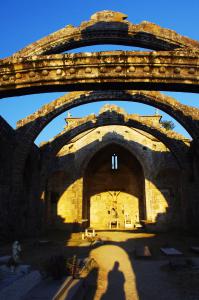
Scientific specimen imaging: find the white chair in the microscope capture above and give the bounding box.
[124,215,133,229]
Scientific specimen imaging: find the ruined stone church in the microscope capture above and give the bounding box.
[1,11,199,238]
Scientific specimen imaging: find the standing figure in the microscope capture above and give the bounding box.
[12,241,22,263]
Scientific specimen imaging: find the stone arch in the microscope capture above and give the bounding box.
[44,133,148,229]
[1,51,199,98]
[82,142,145,229]
[12,11,199,58]
[80,136,149,178]
[40,113,189,171]
[41,128,182,230]
[2,10,199,237]
[12,105,189,193]
[13,90,197,187]
[16,90,199,141]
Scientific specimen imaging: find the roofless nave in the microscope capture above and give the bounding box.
[1,10,199,238]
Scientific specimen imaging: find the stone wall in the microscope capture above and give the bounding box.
[0,117,16,238]
[0,115,195,238]
[21,145,44,236]
[46,125,181,231]
[0,117,43,239]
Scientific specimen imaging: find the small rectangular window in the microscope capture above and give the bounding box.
[115,155,118,169]
[112,154,118,170]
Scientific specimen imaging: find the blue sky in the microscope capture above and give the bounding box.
[1,0,199,144]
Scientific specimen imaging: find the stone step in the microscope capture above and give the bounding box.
[0,270,42,300]
[0,255,11,264]
[0,264,31,290]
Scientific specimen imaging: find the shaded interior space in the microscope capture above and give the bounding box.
[83,143,145,230]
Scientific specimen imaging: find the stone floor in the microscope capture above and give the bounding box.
[1,231,199,299]
[81,232,199,300]
[83,245,183,300]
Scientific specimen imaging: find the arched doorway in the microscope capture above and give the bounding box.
[83,143,145,229]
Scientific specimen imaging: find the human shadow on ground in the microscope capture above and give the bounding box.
[100,261,126,300]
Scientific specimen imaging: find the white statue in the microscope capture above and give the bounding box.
[12,241,21,263]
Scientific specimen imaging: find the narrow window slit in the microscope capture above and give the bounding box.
[112,154,118,170]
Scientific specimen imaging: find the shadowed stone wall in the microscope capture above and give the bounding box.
[45,124,182,232]
[0,117,44,239]
[0,117,16,239]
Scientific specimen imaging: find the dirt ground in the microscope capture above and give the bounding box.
[1,230,199,299]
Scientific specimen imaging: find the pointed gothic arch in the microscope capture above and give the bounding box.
[43,127,182,231]
[12,89,195,193]
[40,112,188,171]
[82,142,145,229]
